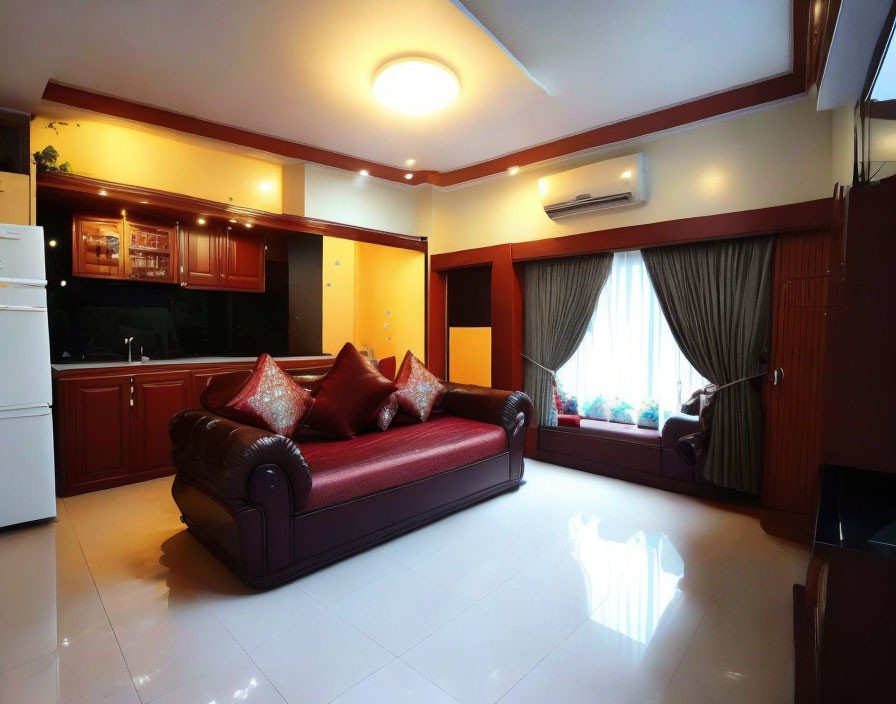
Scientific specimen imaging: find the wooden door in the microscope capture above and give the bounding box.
[222,227,265,291]
[125,220,177,283]
[132,372,191,476]
[761,228,836,516]
[63,376,131,490]
[73,215,124,279]
[181,224,222,289]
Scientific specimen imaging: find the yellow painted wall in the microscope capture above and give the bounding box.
[449,327,492,386]
[353,242,425,362]
[431,98,834,254]
[321,236,357,356]
[30,113,283,212]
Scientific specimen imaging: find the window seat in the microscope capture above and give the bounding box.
[538,414,710,495]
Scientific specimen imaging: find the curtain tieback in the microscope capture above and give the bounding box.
[709,371,767,393]
[520,354,556,376]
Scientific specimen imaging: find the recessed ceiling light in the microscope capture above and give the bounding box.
[98,189,107,196]
[373,57,460,116]
[404,173,414,180]
[139,200,149,204]
[245,223,253,228]
[508,166,520,176]
[48,239,57,248]
[359,169,369,176]
[621,170,632,179]
[405,158,417,167]
[197,217,206,225]
[59,280,67,287]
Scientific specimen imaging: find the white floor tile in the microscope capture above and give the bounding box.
[330,566,475,654]
[295,547,404,607]
[332,659,459,704]
[499,647,657,704]
[249,600,392,704]
[149,652,285,704]
[403,603,554,704]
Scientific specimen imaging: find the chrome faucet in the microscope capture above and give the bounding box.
[124,336,134,363]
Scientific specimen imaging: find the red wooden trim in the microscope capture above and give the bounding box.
[429,75,804,187]
[869,99,896,119]
[428,270,448,379]
[37,172,427,252]
[807,0,842,89]
[431,244,510,271]
[41,2,813,189]
[488,247,523,391]
[42,81,415,185]
[511,198,833,262]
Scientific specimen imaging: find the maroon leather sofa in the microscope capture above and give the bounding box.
[169,383,533,588]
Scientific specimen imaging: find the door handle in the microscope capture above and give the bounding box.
[771,367,785,386]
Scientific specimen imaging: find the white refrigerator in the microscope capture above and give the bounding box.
[0,223,56,528]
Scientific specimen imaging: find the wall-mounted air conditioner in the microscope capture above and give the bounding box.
[538,153,648,219]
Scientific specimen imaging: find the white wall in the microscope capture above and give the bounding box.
[431,98,834,254]
[303,163,430,237]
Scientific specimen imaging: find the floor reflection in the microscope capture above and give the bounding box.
[569,513,684,651]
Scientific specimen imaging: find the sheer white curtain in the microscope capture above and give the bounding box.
[556,250,706,426]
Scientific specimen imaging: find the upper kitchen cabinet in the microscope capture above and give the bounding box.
[72,214,125,279]
[180,223,265,292]
[124,220,177,283]
[222,227,265,291]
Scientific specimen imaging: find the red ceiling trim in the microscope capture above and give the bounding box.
[40,1,813,188]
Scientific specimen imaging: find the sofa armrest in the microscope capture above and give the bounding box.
[169,409,313,511]
[439,383,533,441]
[660,414,701,450]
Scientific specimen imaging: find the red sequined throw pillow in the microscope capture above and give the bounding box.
[218,354,314,437]
[394,351,444,422]
[306,343,396,439]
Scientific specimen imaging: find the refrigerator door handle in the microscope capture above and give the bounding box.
[0,277,48,287]
[0,305,48,312]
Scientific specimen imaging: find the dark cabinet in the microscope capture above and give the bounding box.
[56,370,190,495]
[132,372,191,475]
[65,376,131,485]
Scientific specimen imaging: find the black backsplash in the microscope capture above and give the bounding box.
[40,206,292,363]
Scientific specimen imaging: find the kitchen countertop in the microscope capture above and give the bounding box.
[51,355,334,372]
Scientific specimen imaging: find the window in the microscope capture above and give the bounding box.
[556,250,706,427]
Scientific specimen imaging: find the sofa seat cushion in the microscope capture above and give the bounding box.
[579,419,661,445]
[300,415,508,511]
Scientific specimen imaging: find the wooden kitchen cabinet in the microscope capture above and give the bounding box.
[72,215,125,279]
[53,357,331,495]
[222,227,265,291]
[57,375,132,493]
[125,220,177,283]
[180,224,265,292]
[132,372,191,476]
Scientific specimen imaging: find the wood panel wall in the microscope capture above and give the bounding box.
[761,225,839,515]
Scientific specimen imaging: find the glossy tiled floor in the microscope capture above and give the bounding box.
[0,460,807,704]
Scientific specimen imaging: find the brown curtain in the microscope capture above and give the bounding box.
[523,254,613,426]
[642,236,773,493]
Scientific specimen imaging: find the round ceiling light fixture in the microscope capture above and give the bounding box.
[373,57,460,116]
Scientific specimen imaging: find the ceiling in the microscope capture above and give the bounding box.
[0,0,794,173]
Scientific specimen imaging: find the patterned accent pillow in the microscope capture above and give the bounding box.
[394,351,444,422]
[306,343,396,439]
[372,393,399,431]
[219,354,314,437]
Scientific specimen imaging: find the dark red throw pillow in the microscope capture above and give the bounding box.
[306,343,396,439]
[204,354,313,437]
[377,356,397,381]
[394,351,444,422]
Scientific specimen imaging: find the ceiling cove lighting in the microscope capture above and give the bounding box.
[404,173,414,180]
[373,58,460,116]
[359,169,369,176]
[508,166,520,176]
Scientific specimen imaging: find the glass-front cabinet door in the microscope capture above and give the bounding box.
[124,221,177,283]
[73,215,124,279]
